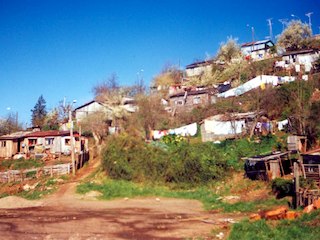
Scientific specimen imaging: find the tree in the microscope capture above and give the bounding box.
[216,37,241,63]
[151,65,182,96]
[31,95,47,128]
[128,94,170,139]
[277,20,312,51]
[0,113,21,135]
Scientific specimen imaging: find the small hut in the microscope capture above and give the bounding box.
[244,151,292,181]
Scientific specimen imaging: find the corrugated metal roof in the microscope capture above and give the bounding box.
[241,40,274,47]
[0,131,32,140]
[25,130,79,138]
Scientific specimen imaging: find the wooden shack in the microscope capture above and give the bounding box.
[244,151,292,181]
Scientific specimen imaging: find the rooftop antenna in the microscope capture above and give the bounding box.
[267,18,273,41]
[305,12,313,35]
[279,19,288,31]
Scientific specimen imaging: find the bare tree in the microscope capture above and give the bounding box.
[216,36,241,63]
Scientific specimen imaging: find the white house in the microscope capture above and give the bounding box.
[201,112,256,142]
[276,49,320,72]
[24,130,88,155]
[241,40,275,60]
[74,100,112,123]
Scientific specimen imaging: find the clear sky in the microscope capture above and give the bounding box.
[1,0,319,126]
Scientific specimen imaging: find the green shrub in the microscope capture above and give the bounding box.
[102,134,229,186]
[271,178,294,199]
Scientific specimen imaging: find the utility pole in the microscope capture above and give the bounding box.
[69,100,77,176]
[267,18,273,41]
[279,19,288,31]
[305,12,313,35]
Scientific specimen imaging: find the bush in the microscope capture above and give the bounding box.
[271,178,294,199]
[102,134,229,186]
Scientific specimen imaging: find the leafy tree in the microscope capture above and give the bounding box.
[277,20,312,51]
[216,36,241,63]
[0,113,22,135]
[128,94,170,139]
[43,108,59,131]
[31,95,47,128]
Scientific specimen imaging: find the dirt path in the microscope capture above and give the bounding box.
[0,159,243,239]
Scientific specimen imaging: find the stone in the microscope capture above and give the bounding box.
[285,211,298,220]
[303,204,314,214]
[265,207,288,220]
[249,213,261,221]
[313,199,320,210]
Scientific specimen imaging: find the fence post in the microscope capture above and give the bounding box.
[294,162,300,208]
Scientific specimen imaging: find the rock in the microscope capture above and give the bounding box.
[222,195,240,204]
[155,198,160,201]
[313,199,320,209]
[23,184,31,191]
[285,211,298,220]
[303,204,314,214]
[216,232,224,239]
[265,207,288,220]
[249,213,261,221]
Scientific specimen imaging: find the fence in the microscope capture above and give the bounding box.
[0,163,72,183]
[294,162,320,208]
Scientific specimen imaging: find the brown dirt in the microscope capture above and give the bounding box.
[0,159,245,240]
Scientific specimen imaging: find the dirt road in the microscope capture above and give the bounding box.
[0,161,243,239]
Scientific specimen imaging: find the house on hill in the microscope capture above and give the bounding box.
[169,87,217,113]
[275,49,320,72]
[241,40,275,61]
[24,130,88,155]
[0,131,31,158]
[185,59,215,77]
[74,100,112,123]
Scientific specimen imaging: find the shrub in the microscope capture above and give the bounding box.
[271,178,294,199]
[102,134,229,186]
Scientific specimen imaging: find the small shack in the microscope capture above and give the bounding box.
[244,151,292,181]
[287,135,307,153]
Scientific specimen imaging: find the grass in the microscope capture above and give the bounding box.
[0,158,44,170]
[229,210,320,240]
[77,175,287,213]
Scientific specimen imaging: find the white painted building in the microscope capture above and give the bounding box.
[241,40,275,60]
[74,100,112,123]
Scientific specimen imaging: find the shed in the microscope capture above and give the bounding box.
[0,131,31,158]
[244,151,292,181]
[287,135,307,153]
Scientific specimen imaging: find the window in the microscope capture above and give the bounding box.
[45,138,54,145]
[65,139,71,146]
[175,100,184,105]
[193,96,201,105]
[0,141,6,148]
[28,139,37,146]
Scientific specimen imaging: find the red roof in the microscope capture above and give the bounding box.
[26,130,79,138]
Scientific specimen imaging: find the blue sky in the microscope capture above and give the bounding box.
[1,0,319,126]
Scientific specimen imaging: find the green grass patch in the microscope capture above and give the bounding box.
[77,177,286,213]
[229,210,320,240]
[0,158,44,170]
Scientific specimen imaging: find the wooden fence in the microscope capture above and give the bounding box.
[294,162,320,208]
[0,163,72,183]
